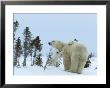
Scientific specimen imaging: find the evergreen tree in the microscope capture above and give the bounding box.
[15,37,22,66]
[35,53,43,67]
[30,41,34,66]
[23,27,32,66]
[44,48,53,70]
[84,52,95,68]
[32,36,43,66]
[13,21,19,33]
[13,21,19,66]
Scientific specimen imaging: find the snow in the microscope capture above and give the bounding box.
[14,57,97,75]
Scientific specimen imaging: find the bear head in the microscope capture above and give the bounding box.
[48,40,64,52]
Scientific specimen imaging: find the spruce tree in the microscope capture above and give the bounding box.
[23,27,32,66]
[84,52,95,68]
[15,37,22,66]
[30,41,34,66]
[35,53,43,67]
[44,49,53,70]
[13,21,19,33]
[32,36,43,66]
[13,21,19,66]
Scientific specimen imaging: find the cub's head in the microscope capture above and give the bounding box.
[48,40,64,51]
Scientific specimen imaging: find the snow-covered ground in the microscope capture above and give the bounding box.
[14,57,97,75]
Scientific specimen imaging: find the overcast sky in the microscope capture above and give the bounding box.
[14,13,97,56]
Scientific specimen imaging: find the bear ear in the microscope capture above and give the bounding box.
[52,41,55,42]
[68,41,74,45]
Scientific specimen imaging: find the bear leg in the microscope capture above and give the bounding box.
[77,58,87,74]
[63,55,71,71]
[70,55,79,73]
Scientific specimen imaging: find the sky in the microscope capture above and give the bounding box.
[14,13,97,56]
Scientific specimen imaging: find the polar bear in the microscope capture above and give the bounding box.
[48,40,88,74]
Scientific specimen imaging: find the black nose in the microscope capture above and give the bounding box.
[56,52,59,53]
[48,42,51,45]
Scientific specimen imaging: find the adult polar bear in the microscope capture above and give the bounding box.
[48,41,88,74]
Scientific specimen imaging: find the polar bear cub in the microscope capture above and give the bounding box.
[47,49,62,67]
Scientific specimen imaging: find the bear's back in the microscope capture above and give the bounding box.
[63,42,88,58]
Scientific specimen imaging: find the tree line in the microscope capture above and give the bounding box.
[13,21,43,67]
